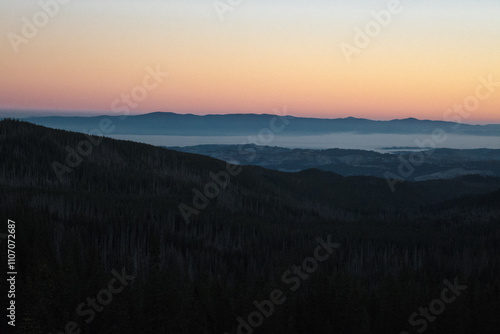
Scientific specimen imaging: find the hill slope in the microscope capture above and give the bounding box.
[1,119,500,334]
[171,144,500,180]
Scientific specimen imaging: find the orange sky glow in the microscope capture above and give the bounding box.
[1,0,499,123]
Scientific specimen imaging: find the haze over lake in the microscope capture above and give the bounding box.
[107,133,500,152]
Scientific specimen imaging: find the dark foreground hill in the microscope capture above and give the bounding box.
[0,119,499,334]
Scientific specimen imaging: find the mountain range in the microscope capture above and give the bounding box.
[20,112,500,136]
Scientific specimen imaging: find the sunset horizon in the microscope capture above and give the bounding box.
[2,108,499,126]
[1,0,499,123]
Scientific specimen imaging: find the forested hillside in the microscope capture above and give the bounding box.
[1,119,499,334]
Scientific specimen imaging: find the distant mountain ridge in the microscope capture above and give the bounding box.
[20,112,500,136]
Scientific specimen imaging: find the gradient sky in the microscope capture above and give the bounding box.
[1,0,499,122]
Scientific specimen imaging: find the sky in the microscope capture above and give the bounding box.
[1,0,499,123]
